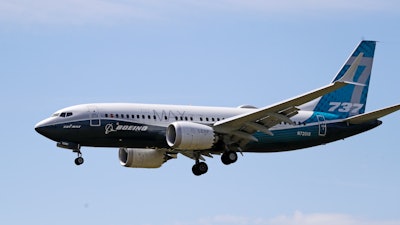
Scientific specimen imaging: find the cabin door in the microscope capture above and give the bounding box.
[317,114,327,136]
[88,105,101,127]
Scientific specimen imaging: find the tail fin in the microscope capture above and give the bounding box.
[302,40,376,118]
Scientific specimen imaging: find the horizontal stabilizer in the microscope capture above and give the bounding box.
[346,104,400,124]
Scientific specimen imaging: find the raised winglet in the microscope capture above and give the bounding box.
[337,52,366,86]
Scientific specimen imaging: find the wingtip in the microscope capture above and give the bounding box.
[337,52,364,84]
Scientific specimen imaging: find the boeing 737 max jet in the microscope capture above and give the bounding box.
[35,41,400,176]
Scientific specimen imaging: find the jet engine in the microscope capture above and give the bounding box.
[166,121,217,150]
[119,148,166,168]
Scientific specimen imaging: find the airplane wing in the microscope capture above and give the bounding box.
[213,82,346,145]
[345,104,400,124]
[213,53,365,148]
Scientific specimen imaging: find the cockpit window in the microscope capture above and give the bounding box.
[57,112,73,118]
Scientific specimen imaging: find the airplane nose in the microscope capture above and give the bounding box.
[35,124,44,135]
[34,118,54,138]
[35,120,47,136]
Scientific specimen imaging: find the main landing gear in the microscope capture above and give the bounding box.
[192,161,208,176]
[192,152,208,176]
[221,150,238,165]
[191,150,239,176]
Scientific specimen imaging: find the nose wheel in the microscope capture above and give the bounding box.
[74,151,84,166]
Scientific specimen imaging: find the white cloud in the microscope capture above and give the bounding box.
[171,211,400,225]
[0,0,399,25]
[267,211,400,225]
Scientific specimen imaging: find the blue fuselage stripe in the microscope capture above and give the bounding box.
[38,118,381,153]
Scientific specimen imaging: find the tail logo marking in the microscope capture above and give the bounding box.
[328,102,364,114]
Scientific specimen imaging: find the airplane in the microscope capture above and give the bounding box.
[35,40,400,176]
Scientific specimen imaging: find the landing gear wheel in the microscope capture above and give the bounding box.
[221,150,238,165]
[75,157,84,165]
[197,162,208,174]
[192,162,208,176]
[73,149,84,166]
[192,164,201,176]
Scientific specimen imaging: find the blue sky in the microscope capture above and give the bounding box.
[1,1,400,225]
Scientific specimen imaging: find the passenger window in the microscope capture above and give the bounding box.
[105,114,108,118]
[116,114,119,118]
[164,116,168,120]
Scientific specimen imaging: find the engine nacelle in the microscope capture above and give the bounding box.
[119,148,165,168]
[166,121,216,150]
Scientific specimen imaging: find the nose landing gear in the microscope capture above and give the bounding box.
[74,150,84,166]
[56,142,85,166]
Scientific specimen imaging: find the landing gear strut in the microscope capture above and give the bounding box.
[56,142,84,166]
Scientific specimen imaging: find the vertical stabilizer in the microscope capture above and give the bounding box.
[301,40,376,118]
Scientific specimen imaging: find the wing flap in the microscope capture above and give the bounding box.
[179,151,214,161]
[346,104,400,124]
[245,122,274,136]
